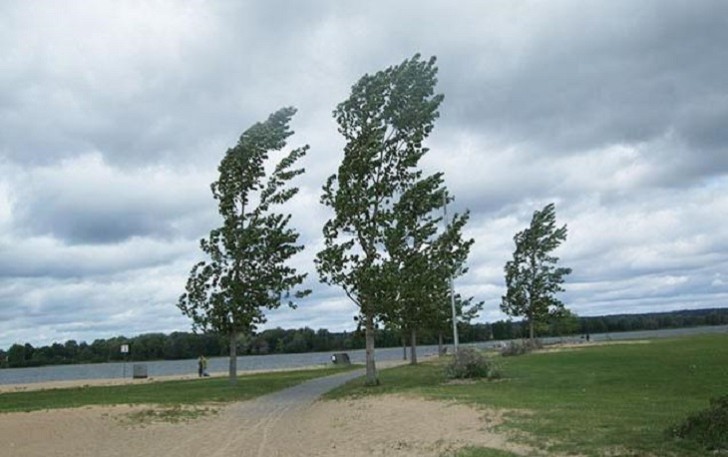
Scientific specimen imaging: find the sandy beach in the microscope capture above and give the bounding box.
[0,359,531,457]
[0,395,529,457]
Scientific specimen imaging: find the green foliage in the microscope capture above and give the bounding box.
[501,203,572,340]
[385,180,475,364]
[445,348,500,380]
[179,107,309,336]
[4,310,727,368]
[500,339,543,357]
[580,308,728,334]
[548,309,581,336]
[668,395,728,451]
[316,54,449,384]
[317,54,445,313]
[178,108,310,382]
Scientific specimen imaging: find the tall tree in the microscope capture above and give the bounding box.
[501,203,572,340]
[178,107,310,384]
[433,292,484,356]
[386,180,474,365]
[316,54,444,385]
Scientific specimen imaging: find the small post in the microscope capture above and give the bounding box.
[120,344,129,378]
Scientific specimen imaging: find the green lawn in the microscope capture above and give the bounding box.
[0,365,357,413]
[326,334,728,456]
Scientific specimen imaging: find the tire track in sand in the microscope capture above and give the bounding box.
[224,368,367,456]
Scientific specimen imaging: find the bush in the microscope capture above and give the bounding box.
[446,348,500,380]
[500,339,543,357]
[667,395,728,450]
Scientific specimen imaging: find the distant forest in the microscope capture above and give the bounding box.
[1,308,726,369]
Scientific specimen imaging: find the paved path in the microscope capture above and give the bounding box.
[229,367,366,419]
[205,368,364,456]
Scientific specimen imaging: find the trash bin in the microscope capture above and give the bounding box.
[132,364,148,379]
[331,353,351,365]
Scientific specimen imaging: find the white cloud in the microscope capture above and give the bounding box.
[0,0,726,348]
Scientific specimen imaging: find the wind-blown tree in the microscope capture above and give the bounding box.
[549,309,581,337]
[386,180,474,365]
[316,54,444,385]
[432,292,484,357]
[500,203,572,341]
[178,107,310,384]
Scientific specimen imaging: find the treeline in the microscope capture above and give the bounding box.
[1,308,726,368]
[489,307,728,340]
[580,308,728,334]
[0,328,458,368]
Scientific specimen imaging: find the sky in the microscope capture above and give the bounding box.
[1,0,727,349]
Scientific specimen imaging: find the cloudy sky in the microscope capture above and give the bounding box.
[1,0,726,348]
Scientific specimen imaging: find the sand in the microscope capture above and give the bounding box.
[0,358,538,456]
[0,395,532,457]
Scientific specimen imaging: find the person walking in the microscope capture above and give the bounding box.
[197,355,206,377]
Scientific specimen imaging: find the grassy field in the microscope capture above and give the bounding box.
[0,365,357,414]
[326,334,728,456]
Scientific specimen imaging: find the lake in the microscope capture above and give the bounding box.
[1,325,726,386]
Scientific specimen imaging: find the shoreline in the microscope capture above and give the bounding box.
[0,359,411,394]
[0,364,328,394]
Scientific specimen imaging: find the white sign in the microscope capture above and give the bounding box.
[120,344,129,354]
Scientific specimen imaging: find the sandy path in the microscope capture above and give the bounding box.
[0,366,531,457]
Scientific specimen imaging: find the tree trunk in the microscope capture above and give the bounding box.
[229,331,238,385]
[409,328,418,365]
[529,319,535,341]
[402,335,407,360]
[438,332,444,356]
[364,313,378,385]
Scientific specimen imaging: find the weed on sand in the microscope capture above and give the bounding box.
[120,404,219,426]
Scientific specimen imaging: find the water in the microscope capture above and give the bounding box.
[0,345,441,386]
[1,325,725,386]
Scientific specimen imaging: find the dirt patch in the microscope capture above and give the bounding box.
[0,394,533,457]
[272,395,533,456]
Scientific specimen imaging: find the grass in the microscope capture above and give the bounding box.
[0,365,358,414]
[326,334,728,456]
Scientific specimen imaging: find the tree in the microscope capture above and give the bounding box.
[386,181,475,365]
[549,309,581,337]
[501,203,572,341]
[316,54,444,385]
[178,107,310,384]
[434,292,484,356]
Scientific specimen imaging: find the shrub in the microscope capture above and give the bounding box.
[500,339,543,357]
[446,348,500,380]
[667,395,728,451]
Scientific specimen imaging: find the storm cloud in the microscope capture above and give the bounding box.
[0,0,726,347]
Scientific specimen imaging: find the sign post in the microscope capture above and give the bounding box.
[120,344,129,378]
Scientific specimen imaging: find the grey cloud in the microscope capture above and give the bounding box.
[0,236,192,279]
[437,2,728,183]
[9,155,216,244]
[0,262,193,347]
[1,0,727,347]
